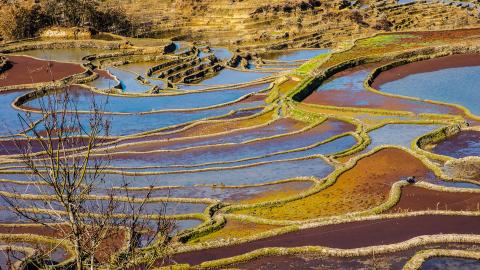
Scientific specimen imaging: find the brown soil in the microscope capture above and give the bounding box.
[173,215,480,265]
[0,56,86,87]
[372,54,480,88]
[236,148,432,220]
[389,185,480,213]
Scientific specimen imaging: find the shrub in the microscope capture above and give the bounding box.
[373,17,394,31]
[0,0,139,41]
[0,4,49,40]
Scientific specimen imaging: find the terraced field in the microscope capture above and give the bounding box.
[1,24,480,270]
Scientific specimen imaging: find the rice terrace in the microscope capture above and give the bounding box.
[1,0,480,269]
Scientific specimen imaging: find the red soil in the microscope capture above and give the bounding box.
[231,242,480,270]
[237,93,267,104]
[389,185,480,213]
[173,215,480,265]
[0,56,85,87]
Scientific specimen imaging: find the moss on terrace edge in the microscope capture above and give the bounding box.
[161,29,480,269]
[2,29,480,270]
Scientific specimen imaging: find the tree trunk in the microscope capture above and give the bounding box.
[69,210,83,270]
[74,236,83,270]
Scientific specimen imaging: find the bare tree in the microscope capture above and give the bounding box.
[1,88,175,269]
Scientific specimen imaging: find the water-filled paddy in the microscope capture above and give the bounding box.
[0,241,67,268]
[113,118,307,151]
[117,61,163,76]
[363,124,442,153]
[10,48,107,63]
[198,47,233,61]
[0,179,314,204]
[101,157,333,187]
[106,67,152,93]
[102,119,354,167]
[431,130,480,158]
[304,67,454,115]
[86,70,119,89]
[235,148,433,220]
[93,133,356,174]
[0,90,43,136]
[116,62,166,88]
[2,29,480,269]
[378,57,480,116]
[194,69,274,86]
[421,257,480,270]
[23,84,268,113]
[29,100,264,136]
[261,49,330,62]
